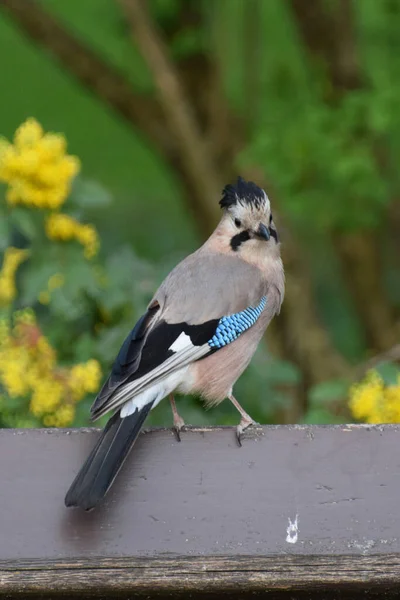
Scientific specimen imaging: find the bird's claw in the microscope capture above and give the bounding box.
[170,395,185,442]
[236,419,258,447]
[174,426,182,442]
[173,417,185,442]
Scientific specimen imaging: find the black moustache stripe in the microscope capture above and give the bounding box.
[230,230,251,251]
[269,228,278,243]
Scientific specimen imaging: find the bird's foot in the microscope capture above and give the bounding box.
[170,394,186,442]
[173,415,186,442]
[228,394,258,446]
[236,417,258,447]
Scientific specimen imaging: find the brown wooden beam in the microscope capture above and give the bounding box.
[0,425,400,597]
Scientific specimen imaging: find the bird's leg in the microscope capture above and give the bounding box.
[228,394,257,447]
[170,394,185,442]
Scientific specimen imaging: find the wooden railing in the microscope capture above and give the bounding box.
[1,424,399,598]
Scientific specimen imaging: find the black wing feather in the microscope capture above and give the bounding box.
[91,303,159,416]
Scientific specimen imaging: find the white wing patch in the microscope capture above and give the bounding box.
[170,331,193,352]
[120,368,187,418]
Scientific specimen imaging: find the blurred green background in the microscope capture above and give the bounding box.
[0,0,399,429]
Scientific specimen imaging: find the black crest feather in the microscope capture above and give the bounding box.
[220,176,266,210]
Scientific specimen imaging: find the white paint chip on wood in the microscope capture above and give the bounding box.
[286,515,299,544]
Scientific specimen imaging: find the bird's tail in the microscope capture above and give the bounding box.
[65,402,153,511]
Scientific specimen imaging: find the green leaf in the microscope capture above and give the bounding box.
[0,394,28,411]
[49,288,86,320]
[73,333,96,362]
[308,379,349,408]
[95,324,128,364]
[62,256,99,297]
[0,208,10,250]
[20,261,58,304]
[263,357,302,385]
[302,408,346,425]
[375,363,400,386]
[71,178,112,209]
[9,208,38,240]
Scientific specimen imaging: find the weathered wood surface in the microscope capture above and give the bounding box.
[0,424,400,598]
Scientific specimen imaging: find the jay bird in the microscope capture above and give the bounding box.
[65,177,285,510]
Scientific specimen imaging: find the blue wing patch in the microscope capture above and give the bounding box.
[208,296,267,349]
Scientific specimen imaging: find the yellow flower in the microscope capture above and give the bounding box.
[47,273,65,291]
[0,319,10,345]
[77,224,100,259]
[45,213,99,258]
[54,404,75,427]
[30,377,64,416]
[0,247,29,307]
[14,307,35,325]
[38,291,51,305]
[43,404,75,428]
[59,155,80,178]
[69,359,102,401]
[0,118,80,209]
[0,309,102,428]
[0,349,30,397]
[349,370,400,423]
[35,336,56,371]
[45,213,77,240]
[38,133,66,159]
[0,137,10,161]
[1,247,29,274]
[5,186,19,205]
[14,118,43,148]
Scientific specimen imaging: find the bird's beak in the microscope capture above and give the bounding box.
[256,223,270,241]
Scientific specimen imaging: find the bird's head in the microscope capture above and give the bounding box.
[219,177,279,253]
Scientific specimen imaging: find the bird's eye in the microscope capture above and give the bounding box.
[234,218,242,228]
